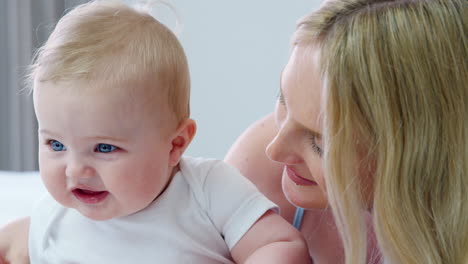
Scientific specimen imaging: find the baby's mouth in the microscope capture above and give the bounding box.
[72,188,109,204]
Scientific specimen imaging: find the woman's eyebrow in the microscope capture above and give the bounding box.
[309,129,322,139]
[278,87,286,106]
[278,71,287,107]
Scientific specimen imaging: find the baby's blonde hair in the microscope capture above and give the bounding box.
[29,0,190,122]
[293,0,467,263]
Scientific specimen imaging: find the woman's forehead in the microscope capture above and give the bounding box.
[281,46,323,131]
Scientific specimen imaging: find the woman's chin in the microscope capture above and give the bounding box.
[282,176,329,209]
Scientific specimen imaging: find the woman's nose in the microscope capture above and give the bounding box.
[65,155,95,180]
[266,122,302,165]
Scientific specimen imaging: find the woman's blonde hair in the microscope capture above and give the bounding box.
[29,0,190,122]
[293,0,467,263]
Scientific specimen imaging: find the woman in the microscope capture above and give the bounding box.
[225,18,379,264]
[227,0,467,263]
[225,114,379,264]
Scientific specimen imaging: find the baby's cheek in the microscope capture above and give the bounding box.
[105,175,148,202]
[42,170,70,205]
[40,165,60,188]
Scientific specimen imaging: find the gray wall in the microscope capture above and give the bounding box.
[166,1,321,159]
[0,0,87,171]
[0,0,63,171]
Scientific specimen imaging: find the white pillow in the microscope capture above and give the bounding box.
[0,171,45,226]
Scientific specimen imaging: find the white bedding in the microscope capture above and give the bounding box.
[0,171,46,226]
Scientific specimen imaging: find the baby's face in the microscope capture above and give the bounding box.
[34,79,176,220]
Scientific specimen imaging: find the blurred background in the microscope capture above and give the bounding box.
[0,0,321,171]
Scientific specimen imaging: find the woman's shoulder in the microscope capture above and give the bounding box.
[225,113,282,181]
[225,114,296,221]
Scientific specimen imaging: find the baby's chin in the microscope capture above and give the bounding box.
[77,210,114,221]
[62,195,121,221]
[73,207,129,221]
[71,197,155,221]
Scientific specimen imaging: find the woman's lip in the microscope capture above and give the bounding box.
[285,166,318,186]
[72,188,109,204]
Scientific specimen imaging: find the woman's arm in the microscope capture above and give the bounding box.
[230,210,311,264]
[0,217,30,264]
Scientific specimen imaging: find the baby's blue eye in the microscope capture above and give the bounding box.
[96,143,116,153]
[49,140,66,151]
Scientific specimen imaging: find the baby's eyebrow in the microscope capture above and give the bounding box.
[38,129,129,143]
[86,136,129,143]
[38,129,58,137]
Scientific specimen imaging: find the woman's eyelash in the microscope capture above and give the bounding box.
[309,134,323,157]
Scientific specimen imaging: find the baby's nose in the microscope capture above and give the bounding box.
[65,157,96,180]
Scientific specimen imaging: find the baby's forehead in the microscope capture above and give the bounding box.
[37,76,167,108]
[36,77,178,128]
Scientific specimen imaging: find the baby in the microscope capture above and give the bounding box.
[27,1,309,263]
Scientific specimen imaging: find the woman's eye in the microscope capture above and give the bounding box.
[96,143,117,153]
[49,140,66,151]
[309,134,323,157]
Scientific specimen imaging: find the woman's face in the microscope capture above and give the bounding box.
[266,45,328,209]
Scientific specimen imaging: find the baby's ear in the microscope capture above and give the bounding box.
[169,118,197,166]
